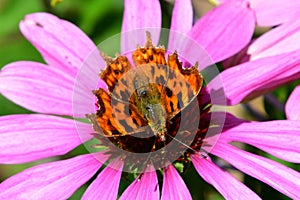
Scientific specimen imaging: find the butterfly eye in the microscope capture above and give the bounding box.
[140,90,147,97]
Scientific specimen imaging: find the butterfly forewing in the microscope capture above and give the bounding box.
[165,52,203,119]
[100,55,132,92]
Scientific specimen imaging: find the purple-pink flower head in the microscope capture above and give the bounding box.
[1,0,300,199]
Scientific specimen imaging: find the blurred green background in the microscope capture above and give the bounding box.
[0,0,298,199]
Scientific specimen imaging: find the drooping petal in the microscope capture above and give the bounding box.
[82,158,124,200]
[286,84,300,120]
[191,155,261,200]
[168,0,193,53]
[161,164,192,200]
[188,2,255,64]
[0,153,109,199]
[211,50,300,105]
[220,119,300,163]
[121,0,161,54]
[0,114,93,164]
[248,20,300,60]
[212,142,300,199]
[222,40,252,68]
[20,12,102,76]
[0,61,74,115]
[250,0,300,26]
[120,166,159,200]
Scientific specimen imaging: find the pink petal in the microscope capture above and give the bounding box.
[212,142,300,199]
[82,158,124,200]
[20,12,102,76]
[161,164,192,200]
[120,166,159,200]
[72,55,107,118]
[212,50,300,105]
[191,155,261,200]
[121,0,161,54]
[286,84,300,120]
[0,153,109,199]
[168,0,193,52]
[215,0,249,4]
[220,119,300,163]
[248,20,300,60]
[0,61,74,115]
[0,114,93,164]
[250,0,300,26]
[222,40,252,68]
[170,0,192,34]
[188,2,255,63]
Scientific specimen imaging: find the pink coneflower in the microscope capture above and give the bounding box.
[1,1,300,199]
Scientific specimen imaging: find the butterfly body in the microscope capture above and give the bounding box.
[131,73,168,141]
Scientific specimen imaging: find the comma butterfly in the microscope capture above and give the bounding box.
[87,32,203,153]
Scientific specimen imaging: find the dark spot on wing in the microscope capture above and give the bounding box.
[173,81,177,88]
[120,90,128,100]
[120,78,127,85]
[170,101,174,112]
[166,87,173,97]
[111,130,121,135]
[158,75,165,84]
[149,54,153,61]
[151,65,155,77]
[132,117,138,125]
[177,92,183,107]
[115,108,121,113]
[97,101,106,116]
[119,119,134,132]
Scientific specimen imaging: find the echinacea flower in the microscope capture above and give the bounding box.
[1,1,300,200]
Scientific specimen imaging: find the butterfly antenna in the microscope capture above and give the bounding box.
[110,94,130,104]
[164,131,208,158]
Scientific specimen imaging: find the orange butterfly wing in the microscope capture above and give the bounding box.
[87,88,148,137]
